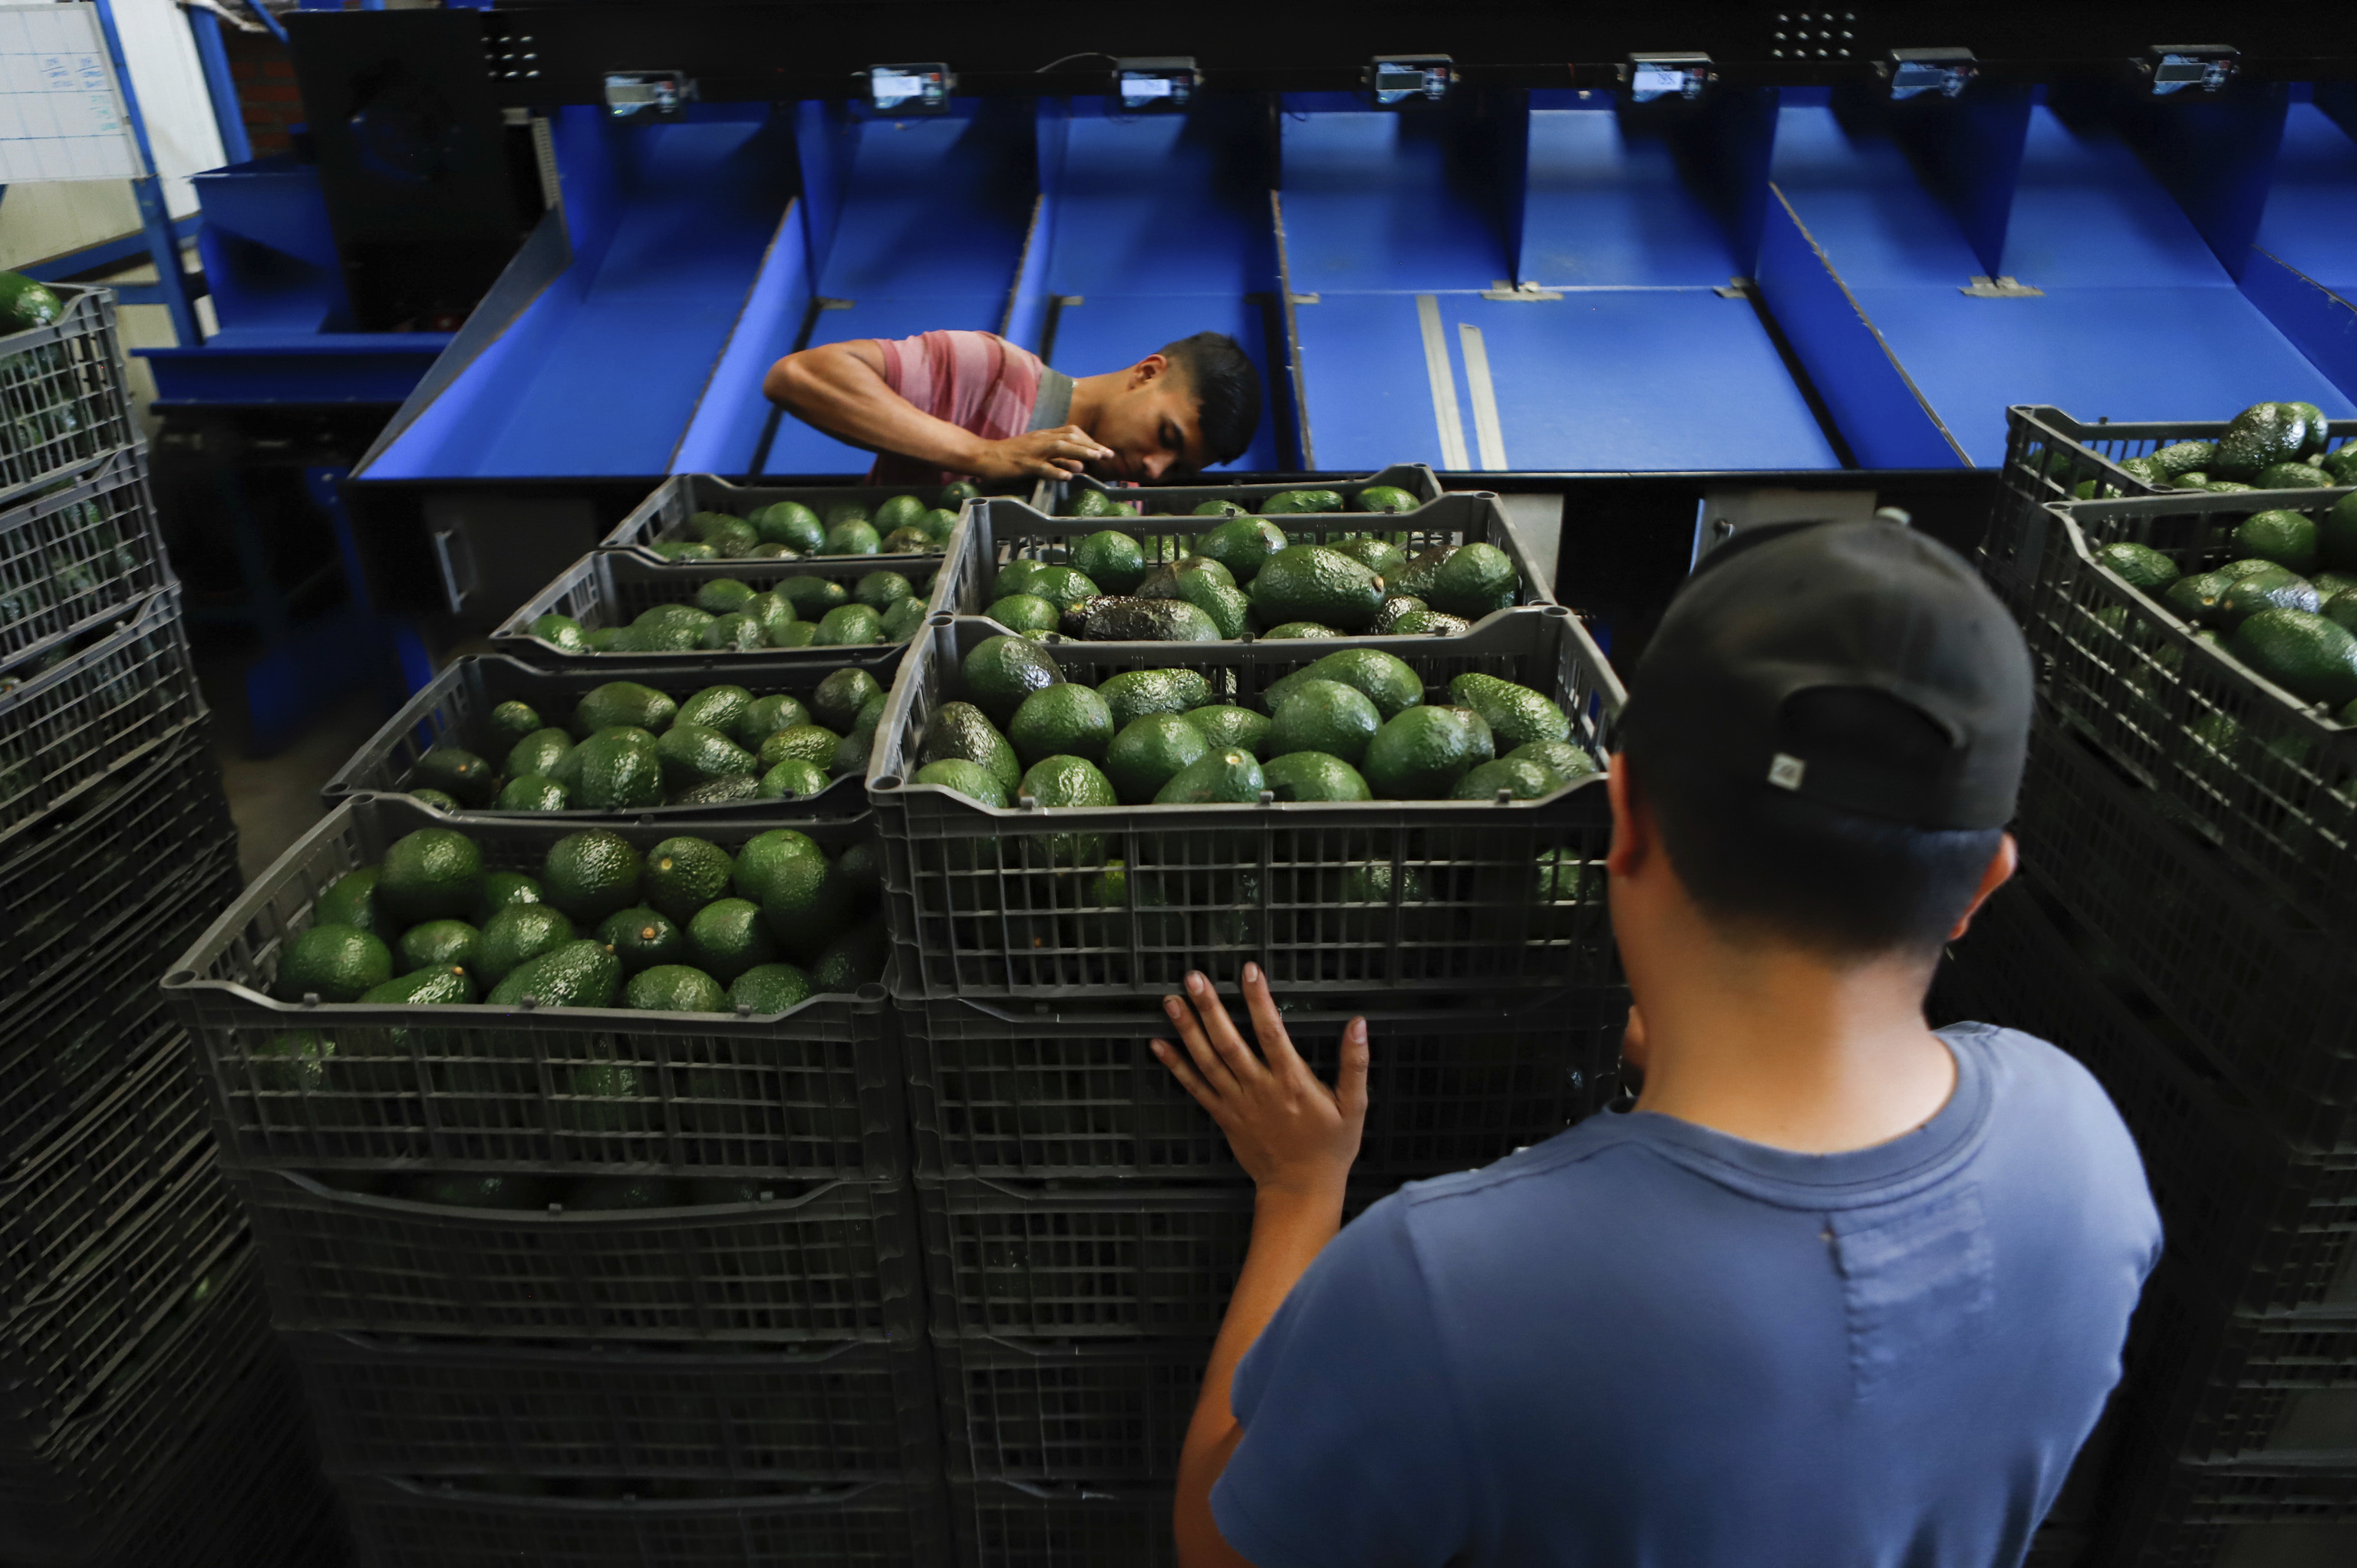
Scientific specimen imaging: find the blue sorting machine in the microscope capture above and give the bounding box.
[353,81,2357,489]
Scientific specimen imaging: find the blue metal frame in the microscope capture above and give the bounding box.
[90,0,205,347]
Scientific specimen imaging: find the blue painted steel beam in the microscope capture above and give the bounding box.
[91,0,204,347]
[188,9,252,167]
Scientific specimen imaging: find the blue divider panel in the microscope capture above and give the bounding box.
[368,107,796,479]
[1290,91,1836,472]
[2241,97,2357,400]
[1767,93,2354,466]
[1025,98,1282,473]
[755,101,1037,476]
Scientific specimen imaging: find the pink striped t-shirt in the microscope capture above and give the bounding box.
[869,330,1053,486]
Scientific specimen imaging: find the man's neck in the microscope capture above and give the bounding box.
[1629,939,1956,1155]
[1066,371,1119,436]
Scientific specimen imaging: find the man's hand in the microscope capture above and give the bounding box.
[1152,966,1368,1199]
[968,424,1115,482]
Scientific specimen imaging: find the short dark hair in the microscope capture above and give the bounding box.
[1161,332,1262,466]
[1624,687,2003,961]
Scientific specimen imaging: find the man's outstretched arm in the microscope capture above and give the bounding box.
[1152,966,1370,1568]
[762,341,1111,481]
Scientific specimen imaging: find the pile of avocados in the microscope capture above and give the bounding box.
[908,633,1599,812]
[530,567,931,654]
[400,670,892,812]
[2094,492,2357,719]
[2080,401,2355,496]
[267,820,885,1023]
[1005,483,1518,642]
[645,482,974,562]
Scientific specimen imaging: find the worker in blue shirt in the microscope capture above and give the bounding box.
[1151,519,2162,1568]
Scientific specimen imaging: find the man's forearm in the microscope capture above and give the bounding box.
[763,345,990,473]
[1174,1184,1347,1568]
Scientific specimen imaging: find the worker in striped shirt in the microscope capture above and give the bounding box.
[764,328,1262,487]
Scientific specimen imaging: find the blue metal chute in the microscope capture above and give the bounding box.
[360,104,797,479]
[1763,87,2355,467]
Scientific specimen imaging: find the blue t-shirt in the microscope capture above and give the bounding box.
[1215,1024,2161,1568]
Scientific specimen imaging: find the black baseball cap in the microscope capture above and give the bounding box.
[1619,519,2032,831]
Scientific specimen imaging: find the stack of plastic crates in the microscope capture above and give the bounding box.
[872,472,1628,1563]
[0,283,328,1563]
[1967,424,2357,1567]
[164,794,947,1566]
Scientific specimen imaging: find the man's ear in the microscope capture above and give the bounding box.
[1944,832,2018,941]
[1605,752,1649,881]
[1130,352,1171,389]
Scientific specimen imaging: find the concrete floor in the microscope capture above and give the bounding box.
[201,674,394,884]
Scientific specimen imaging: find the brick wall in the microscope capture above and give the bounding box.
[223,25,301,158]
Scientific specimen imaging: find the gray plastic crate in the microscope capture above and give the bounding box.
[1,1137,246,1446]
[0,1257,296,1563]
[935,492,1551,636]
[0,723,234,1035]
[495,551,935,666]
[2107,1461,2357,1568]
[338,1474,949,1568]
[936,1337,1202,1484]
[0,283,136,506]
[1989,406,2354,612]
[0,446,173,669]
[952,1479,1175,1568]
[598,473,968,566]
[1031,463,1442,520]
[2011,716,2357,1155]
[1989,490,2357,947]
[0,585,206,850]
[163,796,902,1178]
[0,1035,216,1326]
[902,988,1624,1182]
[321,650,905,819]
[1,853,242,1157]
[1937,881,2356,1319]
[235,1166,922,1344]
[293,1332,937,1485]
[869,608,1622,999]
[918,1178,1389,1340]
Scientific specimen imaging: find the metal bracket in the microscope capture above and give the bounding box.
[1961,275,2045,298]
[2144,45,2239,96]
[1288,292,1320,306]
[1885,47,1976,100]
[1482,281,1563,302]
[1713,277,1753,299]
[816,297,859,311]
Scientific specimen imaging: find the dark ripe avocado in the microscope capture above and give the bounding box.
[2319,493,2357,572]
[478,904,576,985]
[919,701,1024,792]
[360,964,477,1006]
[1264,648,1423,720]
[598,906,684,973]
[1446,673,1570,750]
[2256,463,2336,492]
[1265,680,1383,767]
[962,635,1066,725]
[574,681,677,738]
[1188,705,1271,758]
[2214,404,2314,478]
[941,479,981,507]
[1097,668,1215,730]
[2092,542,2180,594]
[1103,713,1214,803]
[377,828,486,924]
[1153,747,1267,804]
[1072,531,1149,594]
[987,593,1062,634]
[1261,489,1346,516]
[315,867,384,937]
[1062,596,1224,642]
[1247,545,1386,632]
[2229,608,2357,707]
[1192,518,1290,581]
[753,500,825,553]
[1355,485,1419,515]
[2164,570,2237,627]
[1362,706,1495,799]
[542,829,644,924]
[1426,544,1521,619]
[1009,684,1117,767]
[506,727,575,781]
[2217,566,2320,630]
[915,757,1011,808]
[277,924,394,1003]
[1450,757,1564,801]
[2148,441,2215,479]
[813,604,885,645]
[810,667,885,732]
[1261,751,1373,802]
[625,962,728,1013]
[486,938,622,1009]
[776,575,850,618]
[2233,511,2320,574]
